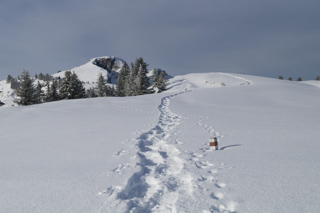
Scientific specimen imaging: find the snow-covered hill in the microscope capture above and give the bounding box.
[52,56,126,84]
[1,73,320,212]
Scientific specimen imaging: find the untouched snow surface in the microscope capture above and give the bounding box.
[1,73,320,212]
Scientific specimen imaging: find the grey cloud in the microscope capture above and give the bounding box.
[0,0,319,80]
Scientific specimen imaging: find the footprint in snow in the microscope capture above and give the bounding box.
[215,182,227,188]
[210,192,224,200]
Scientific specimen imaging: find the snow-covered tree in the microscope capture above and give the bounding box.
[10,78,19,90]
[133,57,149,95]
[106,85,116,96]
[152,69,167,93]
[35,81,44,104]
[116,62,129,97]
[96,73,107,97]
[157,71,167,92]
[86,87,97,98]
[125,62,136,96]
[45,80,59,102]
[59,71,86,99]
[14,70,37,105]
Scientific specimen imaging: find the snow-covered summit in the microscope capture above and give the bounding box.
[52,56,126,84]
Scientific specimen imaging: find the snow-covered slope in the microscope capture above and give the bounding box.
[303,80,320,88]
[1,73,320,212]
[52,56,126,84]
[0,80,15,107]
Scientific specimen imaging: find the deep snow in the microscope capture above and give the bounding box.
[1,73,319,213]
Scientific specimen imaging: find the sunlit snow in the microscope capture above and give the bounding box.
[1,73,320,213]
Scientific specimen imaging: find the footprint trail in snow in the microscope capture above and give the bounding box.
[100,90,237,213]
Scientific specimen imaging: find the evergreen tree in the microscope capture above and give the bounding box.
[133,57,149,95]
[59,71,86,99]
[44,73,52,82]
[152,69,159,90]
[296,77,302,81]
[96,73,107,97]
[45,82,51,102]
[152,69,167,92]
[45,80,59,102]
[10,78,19,90]
[50,80,59,101]
[38,73,44,80]
[126,62,136,96]
[315,76,320,81]
[158,71,167,92]
[116,62,129,97]
[106,85,116,96]
[278,75,283,80]
[288,77,293,81]
[35,81,44,104]
[86,87,97,98]
[14,70,37,105]
[6,75,13,84]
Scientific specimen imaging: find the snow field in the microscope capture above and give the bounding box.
[1,72,320,212]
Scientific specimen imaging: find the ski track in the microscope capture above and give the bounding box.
[100,87,241,212]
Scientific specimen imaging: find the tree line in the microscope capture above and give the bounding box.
[278,75,320,81]
[8,57,168,106]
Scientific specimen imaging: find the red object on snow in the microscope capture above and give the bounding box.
[209,137,218,150]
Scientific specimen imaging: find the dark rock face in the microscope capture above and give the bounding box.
[92,57,123,83]
[93,58,120,72]
[0,100,5,106]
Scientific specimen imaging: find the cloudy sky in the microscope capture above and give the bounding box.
[1,0,319,80]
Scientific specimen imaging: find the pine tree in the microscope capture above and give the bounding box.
[86,87,97,98]
[116,62,129,97]
[158,71,167,92]
[126,63,136,96]
[14,70,37,105]
[35,81,44,104]
[134,57,149,95]
[278,75,283,80]
[152,69,167,92]
[45,82,51,102]
[50,80,59,101]
[10,78,19,90]
[59,71,86,99]
[38,73,44,80]
[106,85,116,96]
[152,69,159,91]
[45,80,59,102]
[6,75,13,84]
[288,77,292,81]
[296,77,302,81]
[96,73,107,97]
[315,76,320,81]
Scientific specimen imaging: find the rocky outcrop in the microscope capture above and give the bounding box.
[92,57,125,83]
